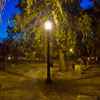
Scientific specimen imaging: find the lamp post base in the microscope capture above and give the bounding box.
[46,78,52,84]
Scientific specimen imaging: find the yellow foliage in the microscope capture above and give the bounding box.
[0,0,6,21]
[26,0,33,7]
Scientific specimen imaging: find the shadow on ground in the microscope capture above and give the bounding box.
[0,70,31,78]
[37,74,100,100]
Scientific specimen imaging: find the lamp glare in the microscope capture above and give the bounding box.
[45,21,52,30]
[70,48,73,52]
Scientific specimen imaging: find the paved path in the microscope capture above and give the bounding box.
[12,67,44,100]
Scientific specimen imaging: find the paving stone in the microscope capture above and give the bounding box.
[77,95,97,100]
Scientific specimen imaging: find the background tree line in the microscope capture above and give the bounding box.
[0,0,100,71]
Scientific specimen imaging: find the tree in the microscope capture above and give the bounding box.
[8,0,99,71]
[0,0,6,21]
[90,1,100,56]
[7,0,74,71]
[81,0,100,57]
[77,13,92,56]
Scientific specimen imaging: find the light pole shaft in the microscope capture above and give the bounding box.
[47,32,50,79]
[46,31,51,84]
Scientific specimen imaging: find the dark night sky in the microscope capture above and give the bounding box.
[0,0,95,42]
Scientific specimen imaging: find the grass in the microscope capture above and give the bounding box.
[37,62,100,100]
[0,61,46,100]
[0,60,100,100]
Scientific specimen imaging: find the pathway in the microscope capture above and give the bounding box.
[12,67,44,100]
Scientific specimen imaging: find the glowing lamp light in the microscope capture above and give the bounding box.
[34,52,36,54]
[45,21,52,30]
[70,48,73,52]
[8,57,11,60]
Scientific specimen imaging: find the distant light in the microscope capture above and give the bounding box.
[70,48,73,52]
[91,31,93,35]
[25,52,28,55]
[34,52,36,54]
[8,57,11,60]
[45,21,52,30]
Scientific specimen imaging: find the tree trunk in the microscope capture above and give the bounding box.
[58,49,66,71]
[50,57,53,67]
[2,57,6,70]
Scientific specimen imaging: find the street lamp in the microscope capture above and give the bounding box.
[45,21,52,30]
[45,21,52,84]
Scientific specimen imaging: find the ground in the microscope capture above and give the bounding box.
[0,62,45,100]
[37,64,100,100]
[0,61,100,100]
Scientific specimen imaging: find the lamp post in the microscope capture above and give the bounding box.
[45,21,52,84]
